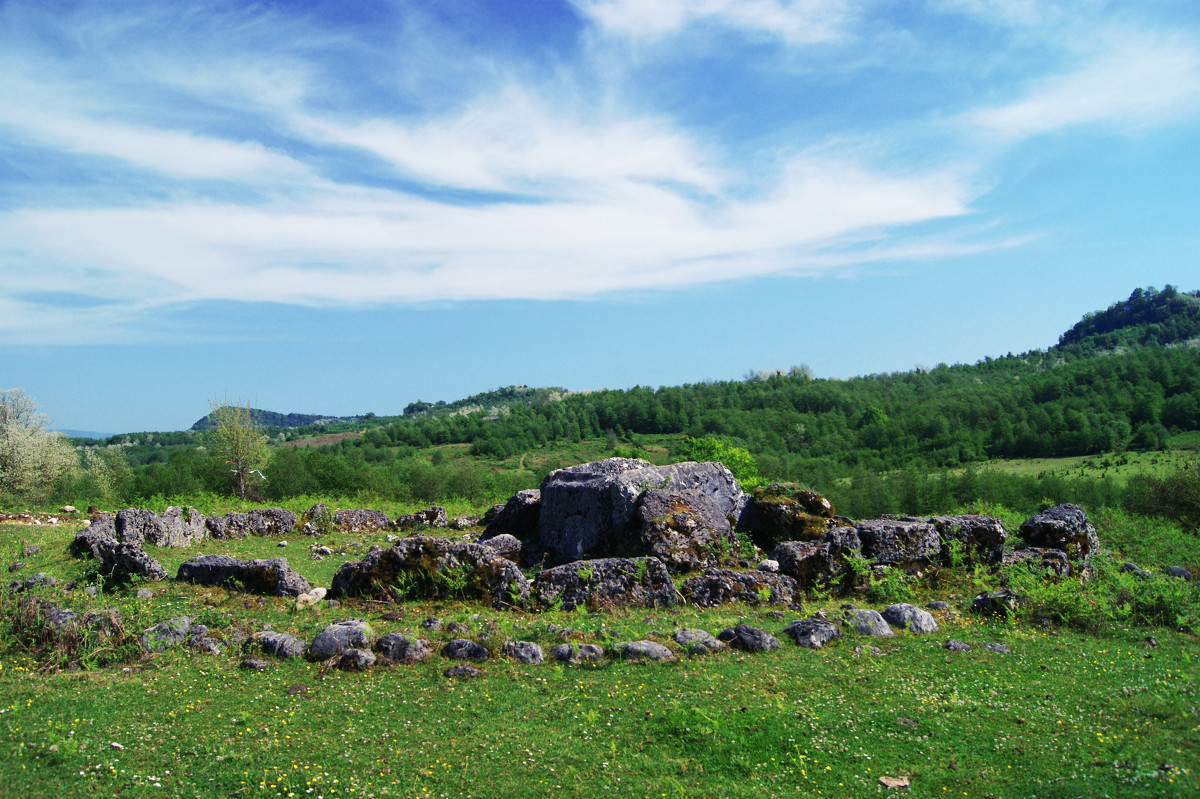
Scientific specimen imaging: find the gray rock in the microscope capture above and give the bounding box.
[158,506,208,547]
[135,588,154,599]
[844,609,893,637]
[1166,566,1193,581]
[680,569,797,607]
[140,617,192,653]
[81,609,120,636]
[1120,562,1152,579]
[7,562,24,573]
[83,586,99,598]
[421,617,442,631]
[971,589,1021,617]
[550,643,605,664]
[206,508,296,539]
[481,490,542,541]
[442,639,489,662]
[772,527,862,588]
[73,526,167,582]
[480,534,523,563]
[239,659,270,671]
[881,603,939,634]
[634,487,741,572]
[188,633,224,655]
[854,519,941,571]
[614,640,674,661]
[246,631,306,659]
[443,664,482,678]
[22,544,40,557]
[393,506,449,530]
[375,633,433,664]
[10,572,56,592]
[739,484,837,549]
[330,537,529,606]
[757,559,779,572]
[502,640,544,664]
[332,509,390,532]
[925,601,951,611]
[1001,547,1070,577]
[1018,504,1098,569]
[717,624,779,652]
[944,639,971,652]
[887,514,1006,566]
[311,619,375,659]
[537,458,746,564]
[336,649,376,671]
[176,555,311,597]
[783,617,842,649]
[45,607,77,629]
[532,557,679,611]
[448,516,480,530]
[983,642,1011,654]
[673,628,725,656]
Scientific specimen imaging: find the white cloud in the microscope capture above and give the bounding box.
[968,36,1200,140]
[573,0,848,43]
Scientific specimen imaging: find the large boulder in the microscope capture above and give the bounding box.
[740,483,836,549]
[680,569,797,607]
[206,508,296,539]
[73,526,167,582]
[159,507,208,547]
[881,603,939,634]
[634,487,739,572]
[84,508,206,548]
[481,490,541,540]
[536,458,746,564]
[531,557,680,611]
[329,537,529,606]
[888,514,1006,566]
[772,527,862,589]
[854,519,941,571]
[311,619,375,659]
[176,555,311,597]
[1018,504,1098,569]
[332,509,390,532]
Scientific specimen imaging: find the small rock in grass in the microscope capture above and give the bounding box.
[83,586,99,597]
[502,641,544,664]
[844,609,893,637]
[336,648,376,671]
[1166,566,1193,581]
[783,617,842,649]
[550,643,605,664]
[239,659,270,671]
[22,545,40,556]
[881,603,939,634]
[135,588,153,599]
[674,628,725,656]
[375,633,433,664]
[614,640,673,661]
[717,624,779,652]
[421,617,442,631]
[944,640,971,652]
[925,601,951,611]
[442,638,489,662]
[983,642,1010,654]
[311,619,375,659]
[443,664,481,678]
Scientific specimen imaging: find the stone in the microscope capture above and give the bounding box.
[549,643,605,664]
[140,617,192,652]
[634,487,740,572]
[717,624,780,652]
[757,559,779,572]
[680,569,797,608]
[772,527,862,589]
[1120,562,1152,579]
[783,617,843,649]
[83,586,99,598]
[206,508,296,539]
[740,483,836,549]
[479,534,523,564]
[536,458,746,564]
[944,639,971,652]
[311,619,375,659]
[7,562,24,573]
[135,588,154,599]
[330,537,529,606]
[59,506,77,514]
[1018,504,1098,569]
[925,601,951,611]
[854,519,941,571]
[336,649,376,671]
[971,589,1022,617]
[673,628,725,656]
[881,603,939,634]
[301,502,330,527]
[10,572,56,592]
[375,633,433,663]
[245,631,306,659]
[443,664,482,678]
[983,642,1011,654]
[1001,548,1071,577]
[295,587,327,609]
[502,640,544,664]
[614,640,673,661]
[22,544,40,557]
[1166,566,1193,581]
[239,659,270,671]
[176,555,311,597]
[393,507,449,530]
[531,557,680,611]
[332,509,390,532]
[448,516,480,530]
[442,639,489,662]
[885,514,1006,566]
[844,609,893,637]
[45,607,77,629]
[188,632,224,655]
[421,617,442,631]
[158,506,208,547]
[481,490,541,541]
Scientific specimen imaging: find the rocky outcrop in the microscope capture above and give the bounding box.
[206,508,296,539]
[536,458,746,564]
[329,537,529,606]
[854,519,941,571]
[1018,504,1098,570]
[393,507,449,530]
[332,509,390,532]
[176,555,311,597]
[740,483,836,549]
[772,527,862,589]
[1001,548,1070,577]
[634,487,739,572]
[84,507,207,548]
[73,525,167,582]
[531,557,680,611]
[158,507,209,547]
[680,569,797,607]
[887,514,1006,566]
[481,490,541,540]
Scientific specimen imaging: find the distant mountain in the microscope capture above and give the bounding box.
[1056,285,1200,354]
[189,409,349,431]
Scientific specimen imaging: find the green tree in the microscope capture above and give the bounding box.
[207,400,269,499]
[0,388,78,505]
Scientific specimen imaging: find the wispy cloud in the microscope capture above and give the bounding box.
[572,0,849,43]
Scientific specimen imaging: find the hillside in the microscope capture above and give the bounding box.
[1056,285,1200,354]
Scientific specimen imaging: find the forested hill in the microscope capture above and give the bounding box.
[1056,285,1200,355]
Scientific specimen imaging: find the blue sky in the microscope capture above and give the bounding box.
[1,0,1198,434]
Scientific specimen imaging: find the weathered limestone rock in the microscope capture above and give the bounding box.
[944,639,971,652]
[717,624,780,652]
[673,628,725,656]
[1019,504,1098,569]
[332,509,390,532]
[783,617,842,649]
[329,537,529,606]
[481,490,541,540]
[73,526,167,582]
[772,527,862,588]
[970,588,1022,617]
[245,631,306,659]
[442,638,489,662]
[680,569,797,607]
[336,649,376,671]
[443,664,482,678]
[206,508,296,539]
[886,514,1006,566]
[140,617,192,652]
[176,555,311,597]
[844,609,893,637]
[375,633,433,663]
[634,487,739,572]
[531,557,680,611]
[502,641,544,664]
[550,643,605,664]
[479,534,523,564]
[854,519,941,571]
[311,619,375,659]
[881,603,939,634]
[536,458,746,563]
[1001,548,1070,577]
[158,507,208,547]
[613,640,673,661]
[740,483,836,549]
[393,506,449,530]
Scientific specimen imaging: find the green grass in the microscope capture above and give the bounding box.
[1,505,1198,798]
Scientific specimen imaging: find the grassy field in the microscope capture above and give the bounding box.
[1,505,1198,798]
